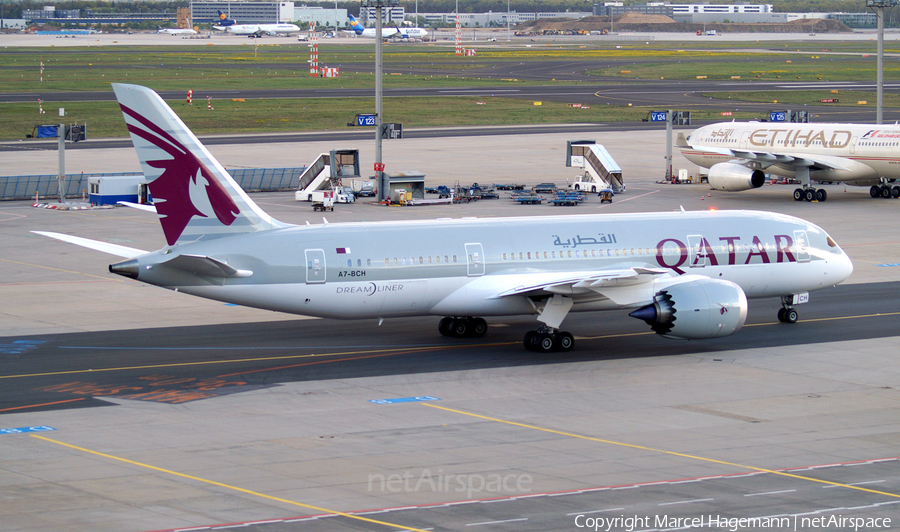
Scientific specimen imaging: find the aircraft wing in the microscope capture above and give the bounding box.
[495,267,670,307]
[693,144,853,172]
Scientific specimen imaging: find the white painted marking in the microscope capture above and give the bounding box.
[565,508,625,516]
[823,480,885,488]
[658,498,714,506]
[465,518,528,526]
[745,489,797,497]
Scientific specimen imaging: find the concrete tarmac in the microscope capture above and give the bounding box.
[1,129,899,532]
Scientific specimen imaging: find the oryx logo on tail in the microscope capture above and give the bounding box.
[119,104,240,245]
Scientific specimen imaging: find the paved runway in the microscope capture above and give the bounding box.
[1,125,900,531]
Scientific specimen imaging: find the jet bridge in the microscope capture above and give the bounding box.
[295,149,360,201]
[566,141,625,194]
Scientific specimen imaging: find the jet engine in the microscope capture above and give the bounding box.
[629,278,748,339]
[707,163,765,191]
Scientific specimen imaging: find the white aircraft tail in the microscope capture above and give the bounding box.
[112,84,286,246]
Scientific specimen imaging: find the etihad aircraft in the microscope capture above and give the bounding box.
[212,10,300,36]
[156,26,197,35]
[677,121,900,202]
[35,84,853,352]
[346,14,428,40]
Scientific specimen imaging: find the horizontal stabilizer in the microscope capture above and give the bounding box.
[32,231,149,258]
[163,254,253,278]
[117,201,157,213]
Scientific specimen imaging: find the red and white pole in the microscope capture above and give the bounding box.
[38,98,44,114]
[309,21,319,77]
[455,15,462,55]
[207,95,211,110]
[187,89,193,105]
[40,55,44,82]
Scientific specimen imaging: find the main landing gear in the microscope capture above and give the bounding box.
[791,167,827,202]
[793,187,827,202]
[777,295,800,323]
[438,316,487,338]
[870,184,900,199]
[523,326,575,352]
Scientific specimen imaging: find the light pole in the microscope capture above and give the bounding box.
[867,0,898,124]
[362,0,399,202]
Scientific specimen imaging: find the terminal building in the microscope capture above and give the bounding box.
[593,2,876,25]
[190,2,295,24]
[294,6,348,28]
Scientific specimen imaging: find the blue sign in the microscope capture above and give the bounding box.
[356,113,376,127]
[1,426,55,435]
[650,111,668,122]
[769,111,786,122]
[368,396,440,404]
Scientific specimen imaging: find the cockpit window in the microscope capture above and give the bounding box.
[827,236,838,248]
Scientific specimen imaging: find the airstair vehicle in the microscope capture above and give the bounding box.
[566,141,625,194]
[295,149,360,201]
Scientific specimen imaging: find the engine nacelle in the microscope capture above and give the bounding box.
[629,278,748,339]
[707,163,766,191]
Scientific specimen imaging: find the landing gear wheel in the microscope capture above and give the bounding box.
[536,333,556,353]
[557,332,575,352]
[470,318,488,337]
[893,186,900,199]
[871,186,882,198]
[804,188,816,202]
[777,308,786,322]
[450,319,469,337]
[523,331,538,351]
[784,308,798,323]
[438,317,454,336]
[882,185,893,199]
[793,188,805,201]
[816,189,827,202]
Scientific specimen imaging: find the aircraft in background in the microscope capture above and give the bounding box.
[212,10,301,37]
[156,26,197,35]
[35,84,853,352]
[678,121,900,202]
[346,14,428,40]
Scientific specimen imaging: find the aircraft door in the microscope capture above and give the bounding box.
[792,230,810,263]
[687,234,707,268]
[465,243,485,277]
[850,136,858,155]
[739,131,751,150]
[305,248,327,284]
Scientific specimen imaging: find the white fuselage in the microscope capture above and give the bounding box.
[352,27,428,39]
[681,122,900,186]
[214,23,301,35]
[127,211,852,321]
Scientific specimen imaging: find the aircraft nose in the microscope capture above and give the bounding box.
[837,249,854,283]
